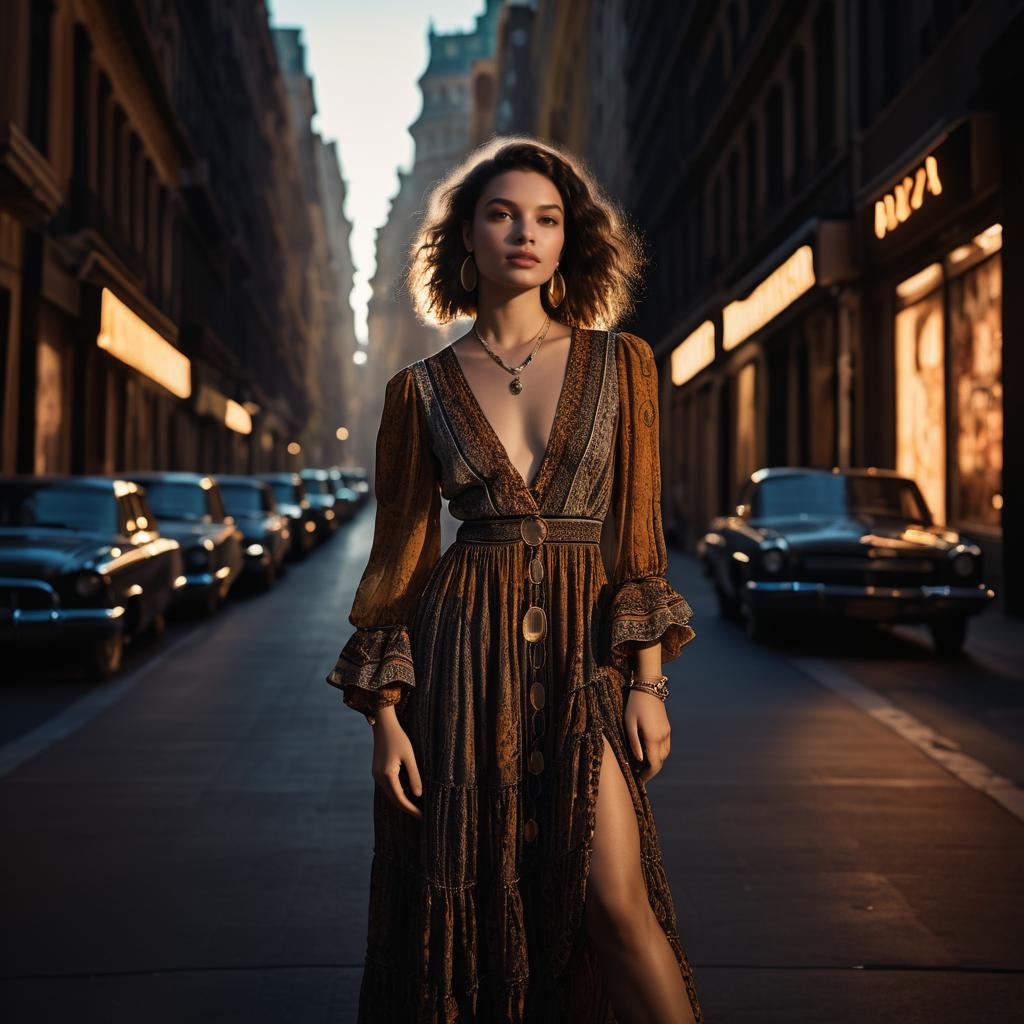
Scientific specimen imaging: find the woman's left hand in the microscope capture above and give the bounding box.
[624,689,670,783]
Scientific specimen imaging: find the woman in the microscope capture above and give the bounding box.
[327,137,703,1024]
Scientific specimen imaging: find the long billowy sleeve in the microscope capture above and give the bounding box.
[325,366,442,719]
[606,331,696,667]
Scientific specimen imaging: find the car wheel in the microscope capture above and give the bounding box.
[261,562,277,591]
[715,584,742,621]
[142,611,166,644]
[929,615,968,658]
[745,604,776,644]
[83,631,124,680]
[200,587,221,618]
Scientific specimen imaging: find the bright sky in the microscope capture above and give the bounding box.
[267,0,485,346]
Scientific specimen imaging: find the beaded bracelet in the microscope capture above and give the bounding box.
[629,670,670,701]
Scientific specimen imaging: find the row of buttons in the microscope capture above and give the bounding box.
[521,515,548,845]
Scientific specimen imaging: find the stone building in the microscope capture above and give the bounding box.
[0,0,356,478]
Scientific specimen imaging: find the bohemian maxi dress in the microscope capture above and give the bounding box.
[326,327,704,1023]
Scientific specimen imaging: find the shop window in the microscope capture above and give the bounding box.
[788,48,806,187]
[948,253,1002,534]
[814,3,836,157]
[895,286,946,525]
[734,360,759,498]
[34,337,70,473]
[765,86,783,204]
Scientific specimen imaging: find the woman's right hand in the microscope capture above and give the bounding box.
[370,705,423,820]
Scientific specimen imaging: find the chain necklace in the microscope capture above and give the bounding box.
[471,314,552,395]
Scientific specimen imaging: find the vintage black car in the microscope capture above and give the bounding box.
[121,472,244,615]
[333,465,369,511]
[325,467,359,522]
[215,475,291,589]
[256,473,317,559]
[0,475,184,678]
[298,468,340,539]
[697,467,995,656]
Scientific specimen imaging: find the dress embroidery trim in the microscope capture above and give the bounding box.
[326,623,416,716]
[607,574,697,665]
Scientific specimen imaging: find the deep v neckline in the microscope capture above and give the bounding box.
[445,326,580,498]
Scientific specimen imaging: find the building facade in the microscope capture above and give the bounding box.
[0,0,357,480]
[365,0,504,407]
[619,0,1022,615]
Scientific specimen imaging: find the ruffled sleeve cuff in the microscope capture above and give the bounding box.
[325,624,417,718]
[608,575,696,665]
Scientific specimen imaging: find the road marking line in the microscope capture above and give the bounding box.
[0,627,203,779]
[790,657,1024,825]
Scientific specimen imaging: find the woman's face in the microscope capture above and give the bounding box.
[462,169,565,294]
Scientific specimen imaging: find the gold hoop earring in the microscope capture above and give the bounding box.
[546,266,566,308]
[460,253,478,291]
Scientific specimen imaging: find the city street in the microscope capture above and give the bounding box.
[1,506,1021,1023]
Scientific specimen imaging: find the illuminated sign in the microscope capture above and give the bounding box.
[722,245,815,351]
[96,288,190,398]
[224,399,252,435]
[670,320,715,386]
[873,155,942,240]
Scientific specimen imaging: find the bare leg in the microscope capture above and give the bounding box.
[583,733,696,1024]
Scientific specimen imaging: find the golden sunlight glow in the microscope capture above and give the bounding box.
[723,246,815,351]
[670,321,715,386]
[97,288,190,398]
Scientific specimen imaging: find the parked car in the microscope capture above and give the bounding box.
[697,467,995,655]
[334,465,369,510]
[298,468,339,539]
[256,473,317,559]
[325,468,359,521]
[121,472,244,616]
[0,475,184,678]
[215,475,291,589]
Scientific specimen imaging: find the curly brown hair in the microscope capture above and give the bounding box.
[404,135,649,330]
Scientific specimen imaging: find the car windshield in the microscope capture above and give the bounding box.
[0,484,117,534]
[220,484,266,514]
[270,482,300,505]
[752,475,930,522]
[141,480,208,519]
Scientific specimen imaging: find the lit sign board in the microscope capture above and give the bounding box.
[96,288,191,398]
[873,155,942,240]
[224,398,253,435]
[722,245,815,351]
[670,320,715,386]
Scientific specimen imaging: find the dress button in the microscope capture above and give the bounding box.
[522,605,547,642]
[520,516,548,546]
[529,682,546,710]
[524,818,539,842]
[528,749,545,774]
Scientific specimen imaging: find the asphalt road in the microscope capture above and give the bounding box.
[1,503,1021,1022]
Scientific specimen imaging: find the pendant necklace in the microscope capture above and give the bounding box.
[472,314,552,395]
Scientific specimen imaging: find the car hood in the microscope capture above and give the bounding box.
[154,520,232,548]
[0,529,109,579]
[756,515,963,555]
[229,511,278,539]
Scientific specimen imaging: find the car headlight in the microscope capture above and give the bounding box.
[951,552,976,577]
[761,549,785,574]
[75,572,104,597]
[187,546,210,568]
